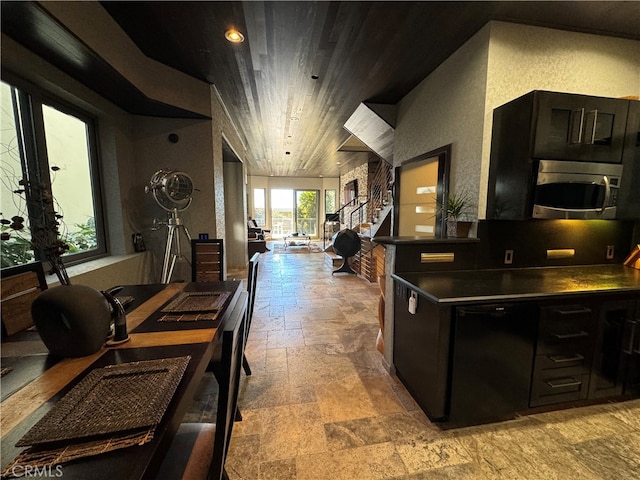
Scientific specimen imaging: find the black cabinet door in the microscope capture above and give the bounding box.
[534,92,628,163]
[589,300,630,398]
[623,300,640,395]
[617,99,640,219]
[392,282,451,420]
[449,303,537,425]
[590,298,640,399]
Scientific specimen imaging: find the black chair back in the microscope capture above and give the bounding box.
[247,252,260,329]
[210,291,247,480]
[240,253,260,376]
[191,239,224,282]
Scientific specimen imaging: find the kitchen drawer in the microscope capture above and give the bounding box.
[530,373,590,407]
[537,303,596,353]
[533,351,591,375]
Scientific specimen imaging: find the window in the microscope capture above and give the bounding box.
[269,189,319,237]
[0,79,105,269]
[253,188,266,227]
[325,189,336,214]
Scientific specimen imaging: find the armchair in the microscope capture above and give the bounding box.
[247,217,270,240]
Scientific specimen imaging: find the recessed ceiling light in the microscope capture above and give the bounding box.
[285,151,291,155]
[225,29,245,43]
[311,75,319,80]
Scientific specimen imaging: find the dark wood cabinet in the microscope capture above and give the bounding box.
[486,91,637,220]
[625,298,640,395]
[618,99,640,219]
[590,296,640,398]
[392,283,451,420]
[449,303,537,424]
[530,301,597,406]
[392,278,640,427]
[534,91,629,163]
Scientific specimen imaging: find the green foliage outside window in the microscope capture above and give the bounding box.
[1,219,97,268]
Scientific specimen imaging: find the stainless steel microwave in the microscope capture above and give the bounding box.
[532,160,623,219]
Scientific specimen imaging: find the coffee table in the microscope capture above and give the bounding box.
[283,234,311,249]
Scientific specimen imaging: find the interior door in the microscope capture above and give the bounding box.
[398,160,439,236]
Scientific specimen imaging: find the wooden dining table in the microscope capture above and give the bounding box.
[0,280,243,480]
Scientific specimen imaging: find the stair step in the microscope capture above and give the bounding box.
[324,252,342,267]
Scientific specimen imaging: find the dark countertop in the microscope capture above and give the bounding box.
[373,236,480,245]
[392,264,640,304]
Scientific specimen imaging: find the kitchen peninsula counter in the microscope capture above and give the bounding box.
[393,264,640,305]
[391,263,640,427]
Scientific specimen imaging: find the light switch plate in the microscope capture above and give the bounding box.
[606,245,615,260]
[504,249,514,265]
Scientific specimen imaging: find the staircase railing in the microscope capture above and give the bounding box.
[367,160,393,226]
[322,198,358,248]
[324,158,394,277]
[349,198,369,230]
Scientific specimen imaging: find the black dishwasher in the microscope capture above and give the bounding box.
[449,303,537,425]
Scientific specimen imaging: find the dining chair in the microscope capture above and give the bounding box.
[1,261,48,336]
[191,239,224,282]
[157,291,248,480]
[241,252,260,376]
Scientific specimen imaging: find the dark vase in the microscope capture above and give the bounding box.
[31,284,112,358]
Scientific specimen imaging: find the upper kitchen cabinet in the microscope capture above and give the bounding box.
[533,91,629,163]
[487,91,638,220]
[617,99,640,219]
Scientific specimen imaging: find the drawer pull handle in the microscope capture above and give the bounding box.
[549,354,584,364]
[547,378,582,388]
[624,321,637,355]
[554,307,592,316]
[552,330,589,340]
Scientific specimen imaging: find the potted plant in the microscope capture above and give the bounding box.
[1,176,116,356]
[439,190,475,238]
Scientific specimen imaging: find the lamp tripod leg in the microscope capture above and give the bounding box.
[161,225,176,284]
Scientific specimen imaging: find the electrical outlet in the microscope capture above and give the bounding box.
[606,245,615,260]
[504,249,514,265]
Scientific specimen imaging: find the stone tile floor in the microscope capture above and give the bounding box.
[186,245,640,479]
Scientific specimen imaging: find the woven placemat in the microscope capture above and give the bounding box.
[161,291,231,313]
[158,312,220,322]
[3,427,155,478]
[17,356,190,447]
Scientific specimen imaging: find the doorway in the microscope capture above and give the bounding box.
[395,144,451,238]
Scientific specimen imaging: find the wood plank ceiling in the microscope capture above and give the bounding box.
[4,2,640,177]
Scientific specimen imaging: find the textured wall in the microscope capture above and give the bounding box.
[133,117,215,282]
[340,163,370,226]
[394,24,491,220]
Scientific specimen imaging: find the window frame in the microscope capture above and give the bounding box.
[1,73,108,268]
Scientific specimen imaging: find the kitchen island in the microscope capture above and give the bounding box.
[392,264,640,428]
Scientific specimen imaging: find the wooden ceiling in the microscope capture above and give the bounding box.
[4,2,640,177]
